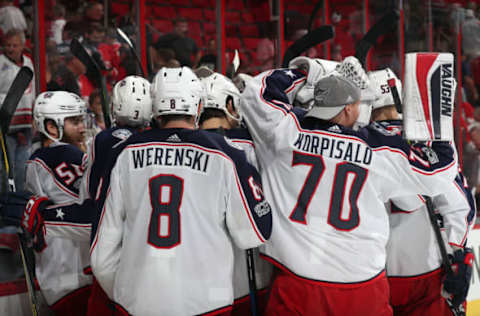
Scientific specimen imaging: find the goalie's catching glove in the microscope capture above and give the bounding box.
[442,247,474,308]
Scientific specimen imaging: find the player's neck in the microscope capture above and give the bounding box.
[42,138,53,147]
[371,106,399,122]
[162,120,195,129]
[200,117,231,130]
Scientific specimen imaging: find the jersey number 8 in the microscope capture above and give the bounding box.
[148,174,183,248]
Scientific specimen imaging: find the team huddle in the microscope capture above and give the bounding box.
[0,54,476,316]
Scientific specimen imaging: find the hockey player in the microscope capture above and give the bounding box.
[9,76,153,315]
[197,69,272,315]
[240,57,457,315]
[82,75,152,315]
[25,91,91,316]
[368,68,475,315]
[90,67,272,315]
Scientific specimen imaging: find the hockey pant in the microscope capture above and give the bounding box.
[389,268,459,316]
[264,269,392,316]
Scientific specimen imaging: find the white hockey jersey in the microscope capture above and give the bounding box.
[374,120,476,277]
[25,142,92,305]
[206,128,273,301]
[90,128,272,316]
[240,69,458,284]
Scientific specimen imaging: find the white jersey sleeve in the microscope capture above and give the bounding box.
[435,172,476,248]
[387,172,475,276]
[241,69,306,152]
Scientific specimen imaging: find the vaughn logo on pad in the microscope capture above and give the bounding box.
[403,52,456,141]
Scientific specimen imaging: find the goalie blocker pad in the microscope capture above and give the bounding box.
[403,52,456,141]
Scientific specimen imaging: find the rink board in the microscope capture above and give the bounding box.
[467,226,480,315]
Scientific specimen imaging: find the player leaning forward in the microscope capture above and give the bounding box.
[90,67,272,316]
[26,91,91,315]
[240,57,458,315]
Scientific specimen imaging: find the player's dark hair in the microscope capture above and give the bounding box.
[199,108,225,125]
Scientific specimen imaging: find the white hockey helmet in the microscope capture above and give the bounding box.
[368,68,402,110]
[233,73,253,93]
[34,91,87,142]
[199,72,241,122]
[151,67,204,118]
[111,75,152,127]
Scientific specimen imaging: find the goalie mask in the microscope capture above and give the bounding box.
[34,91,87,142]
[368,68,402,110]
[198,71,241,122]
[151,67,204,119]
[111,75,152,127]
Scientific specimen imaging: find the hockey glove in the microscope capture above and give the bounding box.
[335,56,370,90]
[22,195,50,252]
[0,191,33,227]
[289,56,339,107]
[442,248,474,308]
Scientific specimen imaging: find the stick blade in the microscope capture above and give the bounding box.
[70,38,101,76]
[116,27,133,47]
[282,25,334,68]
[355,10,400,66]
[0,67,33,135]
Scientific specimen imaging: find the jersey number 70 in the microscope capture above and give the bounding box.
[289,151,368,231]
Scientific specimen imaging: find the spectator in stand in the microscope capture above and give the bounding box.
[0,0,27,35]
[57,21,82,55]
[151,48,179,74]
[332,44,343,62]
[154,17,200,68]
[0,29,35,191]
[49,52,85,96]
[83,1,103,27]
[50,4,66,45]
[462,9,480,58]
[256,22,276,72]
[197,38,217,71]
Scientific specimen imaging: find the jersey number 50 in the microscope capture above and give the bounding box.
[148,174,183,248]
[289,151,367,231]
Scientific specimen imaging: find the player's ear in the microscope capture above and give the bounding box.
[45,120,59,138]
[226,98,238,117]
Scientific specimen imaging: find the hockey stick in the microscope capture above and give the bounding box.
[354,10,400,67]
[116,28,146,77]
[425,197,465,316]
[0,67,38,316]
[246,248,258,316]
[307,1,323,33]
[281,25,334,68]
[70,38,112,128]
